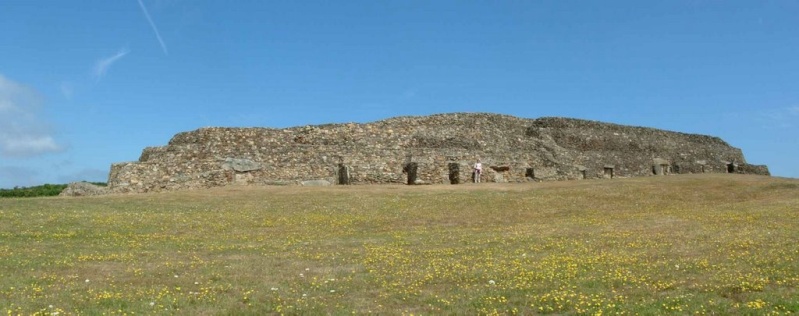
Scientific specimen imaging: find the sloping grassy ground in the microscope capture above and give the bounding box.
[1,174,798,315]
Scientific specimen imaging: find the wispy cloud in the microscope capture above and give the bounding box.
[755,106,799,129]
[0,74,65,157]
[2,136,61,156]
[93,48,130,80]
[137,0,169,55]
[60,81,74,99]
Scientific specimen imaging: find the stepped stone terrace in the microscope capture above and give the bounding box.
[107,113,769,193]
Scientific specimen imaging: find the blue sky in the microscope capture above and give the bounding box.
[1,1,797,188]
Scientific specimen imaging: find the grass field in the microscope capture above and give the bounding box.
[1,174,798,315]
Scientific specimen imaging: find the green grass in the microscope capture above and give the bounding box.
[1,174,798,315]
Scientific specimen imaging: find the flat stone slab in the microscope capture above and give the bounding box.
[301,180,331,186]
[221,158,261,172]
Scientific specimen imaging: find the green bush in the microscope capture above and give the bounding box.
[0,182,106,198]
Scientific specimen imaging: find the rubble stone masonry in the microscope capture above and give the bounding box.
[107,113,769,193]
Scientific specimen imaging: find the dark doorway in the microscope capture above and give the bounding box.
[448,163,460,184]
[727,163,736,173]
[404,162,418,185]
[672,164,680,174]
[337,164,350,185]
[580,170,587,179]
[525,168,535,179]
[604,167,614,179]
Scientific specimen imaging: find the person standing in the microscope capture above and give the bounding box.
[473,160,483,183]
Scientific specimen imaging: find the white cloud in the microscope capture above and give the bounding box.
[93,48,130,79]
[0,75,38,112]
[0,74,65,157]
[2,136,62,156]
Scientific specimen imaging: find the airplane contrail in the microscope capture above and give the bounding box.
[137,0,168,55]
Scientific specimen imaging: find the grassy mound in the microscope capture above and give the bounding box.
[1,174,797,314]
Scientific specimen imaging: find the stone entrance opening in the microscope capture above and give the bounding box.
[652,158,670,175]
[525,168,535,179]
[580,170,587,179]
[603,167,614,179]
[727,163,736,173]
[337,164,350,185]
[653,164,670,175]
[672,164,680,174]
[404,162,418,185]
[448,163,460,184]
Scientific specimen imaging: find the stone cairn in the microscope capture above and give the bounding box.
[59,182,110,197]
[103,113,769,194]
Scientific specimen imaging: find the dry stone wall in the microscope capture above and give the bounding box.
[107,113,769,193]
